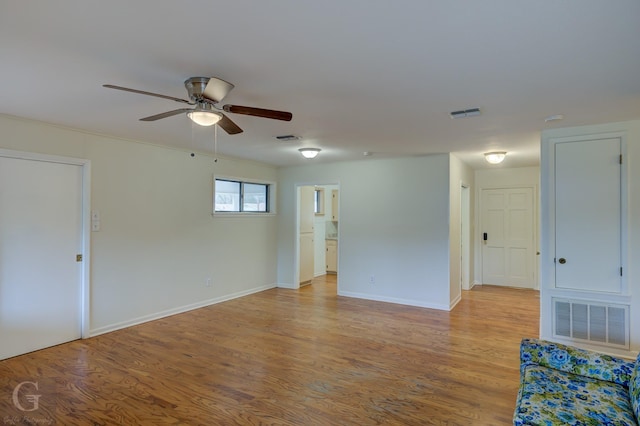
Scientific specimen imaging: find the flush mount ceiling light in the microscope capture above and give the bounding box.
[187,108,222,126]
[299,148,321,159]
[484,151,507,164]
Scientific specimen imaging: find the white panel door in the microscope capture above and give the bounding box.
[554,138,621,292]
[0,156,83,360]
[481,187,535,288]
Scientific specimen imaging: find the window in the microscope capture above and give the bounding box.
[314,188,325,215]
[214,178,272,213]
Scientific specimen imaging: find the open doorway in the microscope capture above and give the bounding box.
[297,183,340,292]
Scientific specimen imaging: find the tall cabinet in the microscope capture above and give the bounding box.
[299,186,315,285]
[540,122,638,356]
[326,189,339,274]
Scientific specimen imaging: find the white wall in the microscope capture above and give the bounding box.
[540,120,640,355]
[277,155,452,310]
[449,155,475,306]
[0,114,278,335]
[474,166,540,286]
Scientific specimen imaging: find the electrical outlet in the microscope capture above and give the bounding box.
[205,278,212,287]
[369,275,375,284]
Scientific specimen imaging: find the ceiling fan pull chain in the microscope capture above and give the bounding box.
[214,123,218,163]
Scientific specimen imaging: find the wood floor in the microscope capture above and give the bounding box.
[0,275,539,425]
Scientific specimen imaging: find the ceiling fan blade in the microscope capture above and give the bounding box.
[218,113,243,135]
[103,84,191,104]
[223,104,292,121]
[140,108,192,121]
[202,77,235,103]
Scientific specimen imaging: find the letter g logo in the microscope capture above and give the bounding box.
[12,381,41,412]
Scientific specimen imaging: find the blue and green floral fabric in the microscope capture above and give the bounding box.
[513,338,639,426]
[515,365,636,425]
[630,352,640,421]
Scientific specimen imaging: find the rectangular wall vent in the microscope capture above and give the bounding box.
[275,134,301,142]
[450,108,481,119]
[553,299,629,349]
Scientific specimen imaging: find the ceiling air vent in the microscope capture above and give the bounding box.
[275,135,301,142]
[450,108,481,119]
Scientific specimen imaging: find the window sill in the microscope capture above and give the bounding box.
[212,212,276,218]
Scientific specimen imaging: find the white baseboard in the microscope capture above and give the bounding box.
[89,283,276,337]
[276,282,298,289]
[338,291,450,311]
[469,280,481,290]
[449,293,462,310]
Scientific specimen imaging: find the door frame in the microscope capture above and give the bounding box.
[477,183,538,289]
[0,148,91,338]
[294,181,340,291]
[460,184,471,290]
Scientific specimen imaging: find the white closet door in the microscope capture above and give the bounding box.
[0,156,83,360]
[554,138,622,292]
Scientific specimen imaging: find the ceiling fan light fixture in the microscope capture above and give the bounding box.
[299,148,321,159]
[484,151,507,164]
[187,110,222,126]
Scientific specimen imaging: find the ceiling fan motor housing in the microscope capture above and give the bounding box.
[184,77,234,104]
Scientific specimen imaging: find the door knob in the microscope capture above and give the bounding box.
[558,258,567,264]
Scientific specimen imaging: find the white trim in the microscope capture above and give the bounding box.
[449,293,462,310]
[338,291,451,311]
[90,283,276,337]
[460,182,471,291]
[276,282,298,289]
[0,148,92,339]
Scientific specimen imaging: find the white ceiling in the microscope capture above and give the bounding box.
[1,1,639,169]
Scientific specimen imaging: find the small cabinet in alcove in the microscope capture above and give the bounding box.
[326,239,337,274]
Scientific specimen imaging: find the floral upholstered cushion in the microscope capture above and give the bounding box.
[519,338,634,387]
[514,365,637,425]
[631,352,640,421]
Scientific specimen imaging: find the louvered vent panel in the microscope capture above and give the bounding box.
[589,305,606,342]
[555,302,571,337]
[553,299,629,349]
[608,307,626,346]
[572,303,588,339]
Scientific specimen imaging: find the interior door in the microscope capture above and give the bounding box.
[0,155,83,360]
[481,187,535,288]
[554,138,622,292]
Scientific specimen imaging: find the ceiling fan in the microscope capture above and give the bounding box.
[103,77,292,135]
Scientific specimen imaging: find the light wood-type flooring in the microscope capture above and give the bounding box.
[0,275,539,425]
